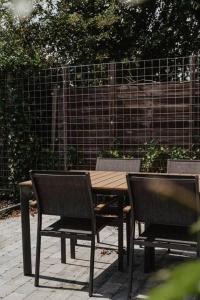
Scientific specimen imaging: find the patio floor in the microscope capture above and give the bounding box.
[0,213,196,300]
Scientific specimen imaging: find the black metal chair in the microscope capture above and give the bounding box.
[167,159,200,174]
[167,159,200,254]
[127,173,200,299]
[96,158,141,172]
[30,170,111,297]
[95,158,141,266]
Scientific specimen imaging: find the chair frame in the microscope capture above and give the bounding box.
[30,170,108,297]
[167,159,200,174]
[126,173,200,299]
[95,158,141,266]
[96,157,141,172]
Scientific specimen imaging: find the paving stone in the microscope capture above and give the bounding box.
[25,290,55,300]
[0,284,17,298]
[0,214,197,299]
[14,281,37,296]
[3,292,25,300]
[47,290,73,299]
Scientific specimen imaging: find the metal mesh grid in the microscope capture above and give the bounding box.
[0,55,199,193]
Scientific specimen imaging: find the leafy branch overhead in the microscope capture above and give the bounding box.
[0,0,200,70]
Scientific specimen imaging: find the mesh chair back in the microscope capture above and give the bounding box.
[96,158,141,172]
[127,173,199,226]
[30,171,94,219]
[167,159,200,174]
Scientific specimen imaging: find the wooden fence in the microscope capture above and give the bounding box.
[0,56,200,193]
[55,80,200,168]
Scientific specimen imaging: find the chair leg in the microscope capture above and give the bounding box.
[196,242,200,300]
[167,242,171,253]
[138,222,142,236]
[144,246,155,273]
[89,236,95,297]
[70,237,76,259]
[127,226,134,299]
[97,232,100,243]
[61,237,66,263]
[126,213,130,266]
[197,247,200,258]
[118,211,124,271]
[138,222,143,249]
[35,232,41,287]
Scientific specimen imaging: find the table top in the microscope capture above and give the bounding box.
[19,171,200,193]
[19,171,127,192]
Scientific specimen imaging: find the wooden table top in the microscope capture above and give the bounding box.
[19,171,127,191]
[19,171,200,192]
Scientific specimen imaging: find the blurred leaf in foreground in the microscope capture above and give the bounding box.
[190,219,200,234]
[148,261,200,300]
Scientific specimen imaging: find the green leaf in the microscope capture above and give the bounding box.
[149,261,200,300]
[190,219,200,234]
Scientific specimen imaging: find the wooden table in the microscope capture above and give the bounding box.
[20,171,200,276]
[19,171,128,276]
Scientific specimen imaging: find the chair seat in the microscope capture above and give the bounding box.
[41,217,109,237]
[135,224,197,249]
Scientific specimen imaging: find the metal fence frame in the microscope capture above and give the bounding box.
[0,55,199,194]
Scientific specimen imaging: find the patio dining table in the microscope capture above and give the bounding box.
[19,170,128,276]
[19,171,200,277]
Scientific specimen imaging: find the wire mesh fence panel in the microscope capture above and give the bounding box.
[0,55,199,196]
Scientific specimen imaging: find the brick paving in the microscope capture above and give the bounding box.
[0,214,195,299]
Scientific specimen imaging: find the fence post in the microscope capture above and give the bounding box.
[189,55,196,151]
[62,67,69,170]
[51,84,58,152]
[108,62,116,147]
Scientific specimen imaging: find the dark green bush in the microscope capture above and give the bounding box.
[98,138,133,159]
[140,140,169,173]
[99,139,200,173]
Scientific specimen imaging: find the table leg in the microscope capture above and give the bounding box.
[144,246,155,273]
[20,186,32,275]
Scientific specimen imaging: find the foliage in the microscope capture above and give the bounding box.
[65,145,78,168]
[98,148,123,158]
[140,140,169,172]
[148,261,200,300]
[140,0,200,59]
[100,139,200,172]
[65,145,85,169]
[140,139,200,172]
[98,138,122,158]
[0,0,200,71]
[65,145,77,167]
[169,146,190,160]
[0,78,60,200]
[0,85,37,200]
[37,148,60,170]
[98,138,133,159]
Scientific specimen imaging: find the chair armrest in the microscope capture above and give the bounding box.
[123,205,131,214]
[94,197,119,213]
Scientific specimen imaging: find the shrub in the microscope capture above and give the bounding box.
[140,140,169,173]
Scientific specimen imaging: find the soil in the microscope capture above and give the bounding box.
[0,199,37,219]
[0,200,13,210]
